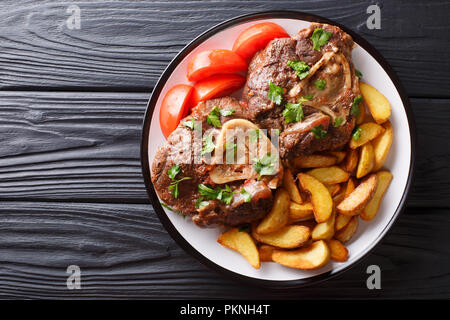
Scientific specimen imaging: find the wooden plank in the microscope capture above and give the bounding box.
[0,0,449,96]
[0,202,448,299]
[0,91,445,206]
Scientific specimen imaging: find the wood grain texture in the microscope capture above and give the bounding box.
[0,91,445,207]
[0,0,449,97]
[0,202,448,299]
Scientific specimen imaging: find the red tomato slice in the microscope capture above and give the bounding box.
[191,74,246,106]
[187,49,247,82]
[159,84,193,138]
[232,22,290,61]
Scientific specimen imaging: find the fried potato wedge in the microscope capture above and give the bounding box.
[258,245,275,262]
[252,225,311,249]
[342,148,359,174]
[329,151,346,163]
[328,239,349,262]
[272,240,330,270]
[312,211,335,241]
[335,216,358,242]
[356,142,375,178]
[337,174,378,216]
[335,213,352,231]
[332,191,346,205]
[289,202,314,221]
[256,188,290,234]
[326,184,341,197]
[298,173,333,223]
[349,122,385,149]
[292,154,337,168]
[307,166,350,185]
[361,171,393,221]
[217,228,260,269]
[372,121,394,171]
[360,82,391,124]
[283,169,303,204]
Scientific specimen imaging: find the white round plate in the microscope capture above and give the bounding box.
[141,11,415,287]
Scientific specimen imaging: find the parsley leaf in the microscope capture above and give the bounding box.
[352,127,362,141]
[225,142,237,151]
[220,109,235,117]
[195,197,209,209]
[161,203,186,218]
[168,164,181,180]
[351,96,363,117]
[310,28,332,51]
[183,118,200,131]
[268,81,284,105]
[253,153,277,177]
[311,125,327,139]
[198,184,234,205]
[334,117,344,127]
[240,188,252,203]
[168,177,191,199]
[304,94,314,100]
[287,60,310,80]
[207,106,222,128]
[201,134,215,155]
[314,79,326,90]
[355,70,363,79]
[283,102,304,123]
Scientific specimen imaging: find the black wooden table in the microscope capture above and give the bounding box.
[0,0,449,299]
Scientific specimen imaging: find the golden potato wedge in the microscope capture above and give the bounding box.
[372,121,394,171]
[289,202,314,221]
[256,188,290,234]
[345,178,356,196]
[356,143,375,178]
[307,166,350,185]
[295,219,317,230]
[283,168,303,204]
[258,245,275,262]
[326,184,341,197]
[335,216,358,242]
[337,174,377,216]
[217,228,260,269]
[312,211,335,241]
[298,173,333,223]
[349,122,385,149]
[252,225,311,249]
[342,148,359,174]
[361,171,393,221]
[360,82,391,124]
[335,213,351,231]
[332,191,346,205]
[292,154,337,168]
[329,151,346,163]
[272,240,330,270]
[328,239,349,262]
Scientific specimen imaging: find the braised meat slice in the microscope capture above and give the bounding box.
[242,23,359,159]
[151,97,279,228]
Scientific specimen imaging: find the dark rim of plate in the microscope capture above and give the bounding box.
[140,10,417,289]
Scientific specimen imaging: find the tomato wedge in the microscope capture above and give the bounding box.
[187,49,247,82]
[232,22,290,61]
[159,84,193,138]
[191,74,246,106]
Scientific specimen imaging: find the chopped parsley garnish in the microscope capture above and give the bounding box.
[195,197,210,209]
[333,117,344,127]
[304,94,314,100]
[311,125,327,139]
[268,81,284,105]
[198,184,234,205]
[314,79,326,90]
[352,127,362,140]
[167,164,192,199]
[253,153,278,177]
[240,188,252,203]
[161,203,186,218]
[287,60,310,80]
[207,106,222,128]
[225,142,237,151]
[201,134,215,155]
[249,128,263,144]
[310,28,332,51]
[283,102,304,123]
[351,96,364,117]
[355,70,363,79]
[220,108,235,117]
[238,225,250,232]
[183,118,200,131]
